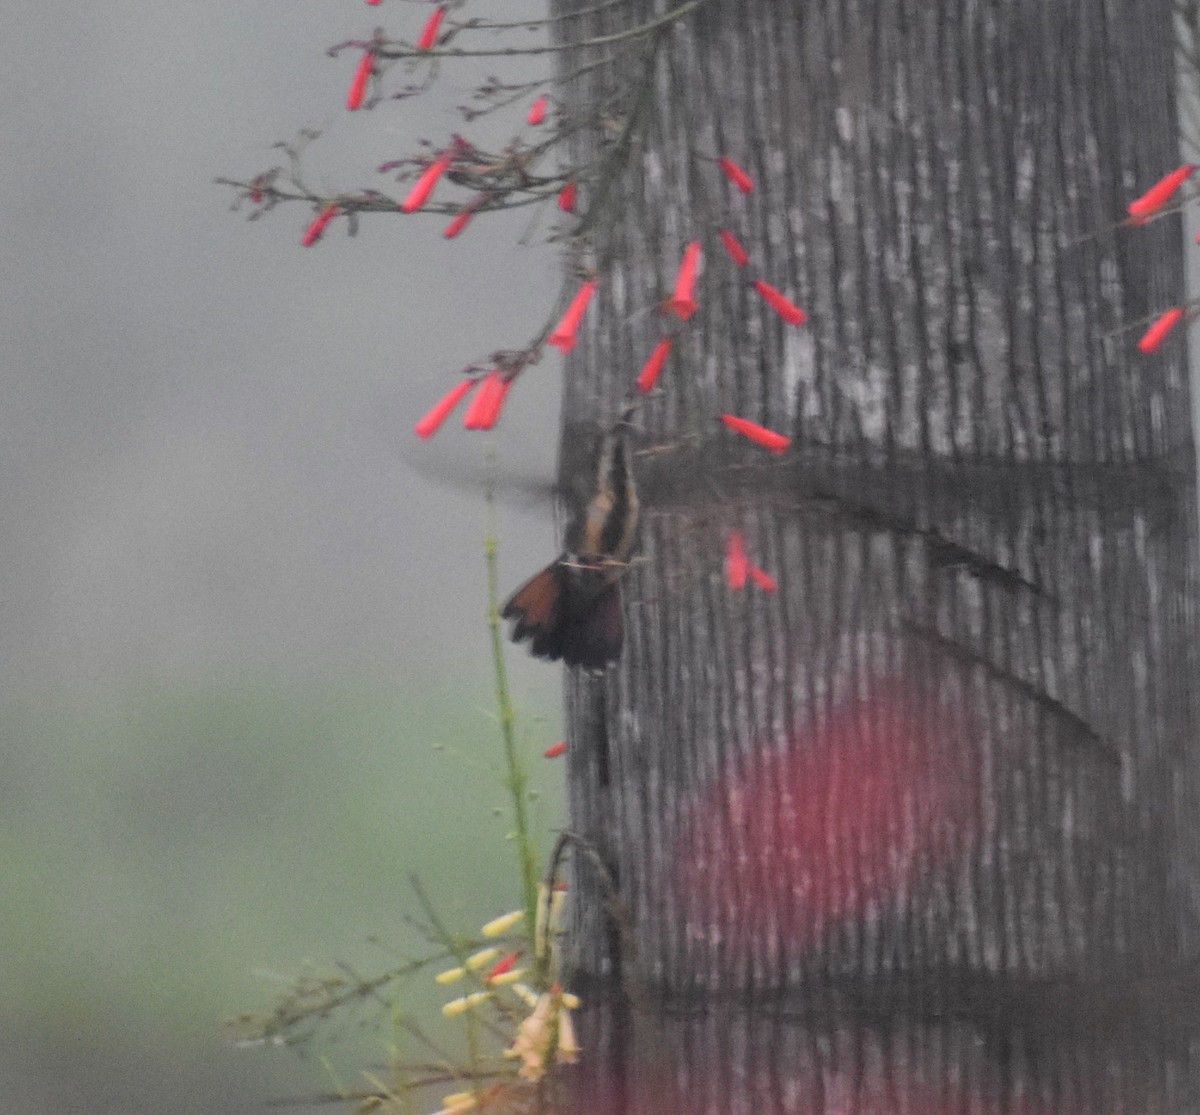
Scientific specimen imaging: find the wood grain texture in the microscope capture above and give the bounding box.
[549,0,1200,996]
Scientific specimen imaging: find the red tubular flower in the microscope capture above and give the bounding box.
[719,229,749,267]
[548,280,597,352]
[558,181,577,212]
[346,50,374,111]
[721,413,792,454]
[543,742,568,759]
[665,241,702,321]
[462,371,511,431]
[413,379,476,439]
[528,96,548,125]
[443,191,486,239]
[725,530,749,590]
[1127,164,1197,224]
[367,0,382,5]
[417,6,446,50]
[718,156,755,195]
[301,203,339,247]
[753,280,807,325]
[400,152,452,213]
[748,565,778,592]
[1137,307,1185,354]
[486,951,523,981]
[443,198,483,239]
[636,338,673,393]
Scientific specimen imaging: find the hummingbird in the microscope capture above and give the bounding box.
[502,419,639,670]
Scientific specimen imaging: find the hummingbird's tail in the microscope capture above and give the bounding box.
[502,561,624,670]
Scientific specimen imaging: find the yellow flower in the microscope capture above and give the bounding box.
[464,947,500,971]
[434,967,465,985]
[440,1092,476,1112]
[442,990,491,1017]
[430,1103,475,1115]
[481,910,525,938]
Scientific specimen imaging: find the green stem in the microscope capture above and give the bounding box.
[483,460,540,935]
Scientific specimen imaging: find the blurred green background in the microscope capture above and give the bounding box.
[3,676,562,1112]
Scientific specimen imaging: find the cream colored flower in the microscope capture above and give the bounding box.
[534,885,568,961]
[506,986,581,1082]
[509,991,555,1082]
[556,1008,580,1065]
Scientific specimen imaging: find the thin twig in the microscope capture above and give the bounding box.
[376,0,711,61]
[574,24,668,239]
[458,0,632,33]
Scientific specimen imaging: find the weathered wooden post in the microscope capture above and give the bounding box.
[547,0,1200,1110]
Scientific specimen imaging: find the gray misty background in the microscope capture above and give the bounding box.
[5,5,1200,1115]
[1,3,564,1113]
